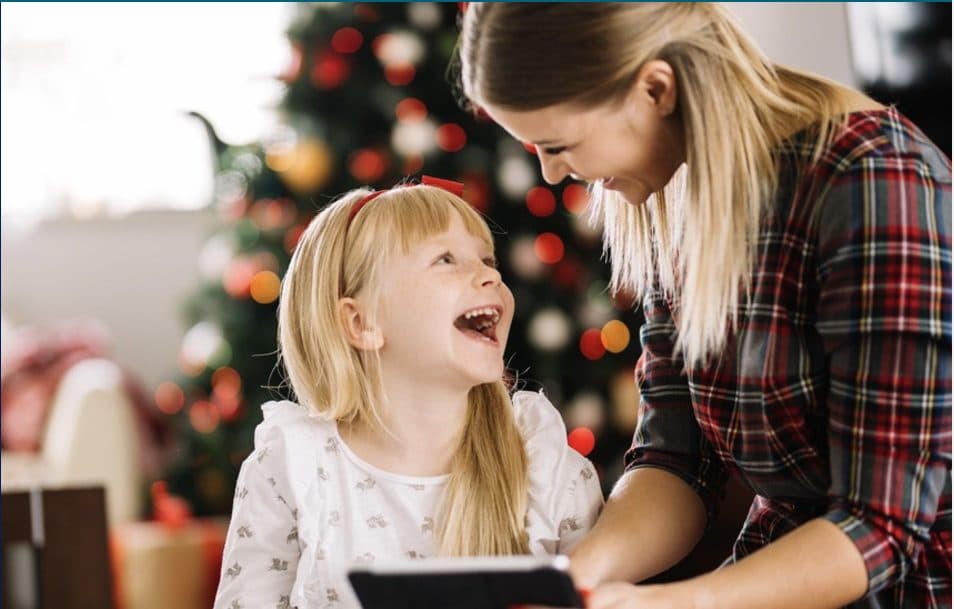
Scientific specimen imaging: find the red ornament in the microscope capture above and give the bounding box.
[223,258,259,299]
[526,186,556,217]
[522,141,538,155]
[151,481,192,530]
[435,123,467,152]
[384,62,415,86]
[580,329,606,361]
[568,427,596,457]
[349,148,389,183]
[534,233,565,264]
[311,52,350,89]
[553,258,583,290]
[462,173,491,213]
[563,183,589,214]
[284,223,307,254]
[189,400,221,434]
[154,382,185,415]
[395,98,427,122]
[332,27,363,54]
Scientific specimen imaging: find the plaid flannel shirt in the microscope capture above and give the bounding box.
[626,108,951,608]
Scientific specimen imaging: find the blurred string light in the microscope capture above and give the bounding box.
[527,307,573,351]
[497,156,537,201]
[0,3,291,227]
[509,235,546,280]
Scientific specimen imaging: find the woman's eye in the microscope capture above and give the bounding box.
[542,146,567,155]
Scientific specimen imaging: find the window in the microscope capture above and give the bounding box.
[1,3,292,227]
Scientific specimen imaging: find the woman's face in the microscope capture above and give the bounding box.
[481,60,685,206]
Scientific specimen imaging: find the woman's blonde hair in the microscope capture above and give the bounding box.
[460,2,846,366]
[278,184,529,556]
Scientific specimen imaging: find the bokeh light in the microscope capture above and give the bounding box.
[579,328,606,360]
[395,97,427,122]
[568,427,596,457]
[331,27,363,54]
[435,123,467,152]
[311,52,350,89]
[349,148,389,182]
[154,381,185,415]
[384,62,415,86]
[250,270,281,304]
[534,232,565,264]
[526,186,556,217]
[212,367,242,400]
[563,183,589,214]
[601,320,631,353]
[189,400,220,434]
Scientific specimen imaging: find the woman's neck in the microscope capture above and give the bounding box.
[338,376,470,478]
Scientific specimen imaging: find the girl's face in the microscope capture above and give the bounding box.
[374,212,515,391]
[481,60,685,206]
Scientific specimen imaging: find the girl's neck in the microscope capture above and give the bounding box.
[338,378,470,478]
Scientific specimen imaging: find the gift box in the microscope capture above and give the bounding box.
[110,518,227,609]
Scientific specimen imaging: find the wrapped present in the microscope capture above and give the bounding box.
[110,518,227,609]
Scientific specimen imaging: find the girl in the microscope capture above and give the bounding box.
[458,3,951,609]
[213,179,603,609]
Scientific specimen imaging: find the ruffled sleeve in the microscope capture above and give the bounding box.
[514,390,604,556]
[213,400,317,609]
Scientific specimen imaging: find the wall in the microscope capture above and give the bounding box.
[1,210,218,389]
[726,3,857,86]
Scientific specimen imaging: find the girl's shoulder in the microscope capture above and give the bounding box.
[251,400,336,465]
[510,390,567,442]
[511,390,596,475]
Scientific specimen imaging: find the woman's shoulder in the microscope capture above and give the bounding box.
[801,107,950,184]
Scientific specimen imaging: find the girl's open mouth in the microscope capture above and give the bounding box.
[453,306,501,345]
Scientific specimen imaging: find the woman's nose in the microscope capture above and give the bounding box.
[538,152,570,185]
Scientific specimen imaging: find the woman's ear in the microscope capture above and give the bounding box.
[338,297,384,351]
[631,59,678,117]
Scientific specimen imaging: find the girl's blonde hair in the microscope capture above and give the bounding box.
[461,2,845,366]
[278,184,530,556]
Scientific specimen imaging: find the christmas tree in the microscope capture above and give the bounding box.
[158,3,644,516]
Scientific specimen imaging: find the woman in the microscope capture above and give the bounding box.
[458,4,951,609]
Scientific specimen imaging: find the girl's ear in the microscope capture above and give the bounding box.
[338,297,384,351]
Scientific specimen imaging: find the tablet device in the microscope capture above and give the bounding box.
[348,555,583,609]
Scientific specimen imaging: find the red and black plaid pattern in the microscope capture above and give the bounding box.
[626,108,951,608]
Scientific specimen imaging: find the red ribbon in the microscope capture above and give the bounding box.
[346,176,465,230]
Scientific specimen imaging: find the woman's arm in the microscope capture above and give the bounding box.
[569,466,706,588]
[587,518,867,609]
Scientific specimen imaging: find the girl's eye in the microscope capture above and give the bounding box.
[483,256,498,269]
[436,252,455,264]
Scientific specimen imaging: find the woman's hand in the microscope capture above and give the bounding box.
[585,582,697,609]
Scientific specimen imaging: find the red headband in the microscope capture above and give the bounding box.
[345,175,466,230]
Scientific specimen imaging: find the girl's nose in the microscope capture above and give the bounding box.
[475,262,503,287]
